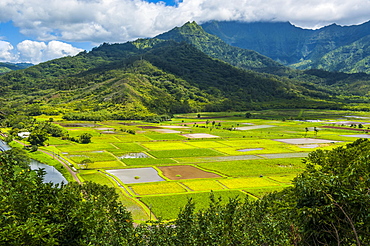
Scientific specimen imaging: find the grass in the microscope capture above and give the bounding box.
[65,151,117,163]
[115,189,150,221]
[218,177,281,189]
[79,170,115,186]
[197,158,305,177]
[28,110,370,221]
[144,134,187,141]
[110,142,146,152]
[56,143,116,152]
[141,142,194,151]
[114,134,151,142]
[129,182,188,195]
[149,148,222,158]
[140,190,249,220]
[267,174,297,184]
[121,158,177,166]
[181,180,225,191]
[47,137,71,145]
[86,160,125,169]
[214,146,295,155]
[244,187,287,198]
[185,141,229,148]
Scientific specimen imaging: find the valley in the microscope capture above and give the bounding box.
[6,109,367,222]
[1,18,370,244]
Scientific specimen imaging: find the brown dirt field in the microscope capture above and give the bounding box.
[158,165,221,180]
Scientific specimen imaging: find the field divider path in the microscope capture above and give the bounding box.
[39,148,82,184]
[177,182,192,192]
[215,180,229,190]
[97,170,139,197]
[105,150,127,166]
[10,138,81,184]
[241,190,258,200]
[109,143,120,149]
[97,170,157,220]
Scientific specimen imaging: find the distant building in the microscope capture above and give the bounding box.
[18,132,30,138]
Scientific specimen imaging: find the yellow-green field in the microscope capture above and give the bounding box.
[26,109,370,222]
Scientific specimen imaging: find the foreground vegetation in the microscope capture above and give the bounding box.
[1,136,369,245]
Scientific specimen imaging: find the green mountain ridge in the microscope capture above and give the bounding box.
[155,21,283,72]
[0,62,33,74]
[0,36,342,120]
[2,21,370,119]
[202,20,370,73]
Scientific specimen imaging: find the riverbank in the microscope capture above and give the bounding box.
[7,140,79,183]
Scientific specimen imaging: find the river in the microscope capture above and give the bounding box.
[0,140,67,185]
[30,159,68,185]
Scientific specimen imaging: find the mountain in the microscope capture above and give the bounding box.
[155,21,283,72]
[0,37,339,120]
[0,62,33,74]
[201,20,370,73]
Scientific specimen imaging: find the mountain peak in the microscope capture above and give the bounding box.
[155,21,282,71]
[167,21,206,36]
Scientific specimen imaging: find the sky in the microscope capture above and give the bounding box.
[1,0,370,64]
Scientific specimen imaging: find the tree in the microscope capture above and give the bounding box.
[27,129,48,146]
[0,149,134,245]
[291,138,370,245]
[78,133,92,144]
[313,126,318,135]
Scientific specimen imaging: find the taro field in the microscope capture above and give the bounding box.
[36,109,370,222]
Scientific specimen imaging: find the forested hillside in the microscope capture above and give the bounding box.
[0,36,342,121]
[202,20,370,73]
[0,62,33,74]
[155,21,283,72]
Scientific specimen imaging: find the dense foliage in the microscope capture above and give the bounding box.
[156,21,283,71]
[0,37,344,121]
[0,21,370,120]
[202,20,370,73]
[1,138,369,245]
[0,62,33,74]
[0,148,133,245]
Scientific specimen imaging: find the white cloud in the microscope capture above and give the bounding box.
[0,41,17,62]
[17,40,83,64]
[2,0,370,63]
[2,0,369,46]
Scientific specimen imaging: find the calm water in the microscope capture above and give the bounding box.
[0,140,67,185]
[0,140,11,151]
[30,159,68,185]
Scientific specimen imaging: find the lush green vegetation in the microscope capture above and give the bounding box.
[1,19,370,244]
[202,20,370,74]
[0,62,33,74]
[1,138,369,244]
[2,22,369,123]
[2,109,368,222]
[156,21,283,71]
[0,148,133,245]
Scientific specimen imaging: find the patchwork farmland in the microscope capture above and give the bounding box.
[36,110,370,221]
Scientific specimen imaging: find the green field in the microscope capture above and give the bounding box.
[140,190,250,220]
[29,109,370,221]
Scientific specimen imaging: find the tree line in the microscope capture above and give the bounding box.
[1,138,369,245]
